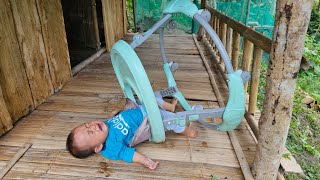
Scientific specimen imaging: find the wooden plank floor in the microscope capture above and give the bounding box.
[0,35,257,179]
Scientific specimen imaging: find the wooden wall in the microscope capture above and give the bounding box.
[102,0,128,51]
[0,0,71,135]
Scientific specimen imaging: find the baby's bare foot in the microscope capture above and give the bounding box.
[181,127,198,138]
[171,98,178,106]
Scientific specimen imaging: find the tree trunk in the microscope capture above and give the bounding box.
[252,0,313,179]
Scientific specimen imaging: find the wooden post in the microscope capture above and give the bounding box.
[92,0,101,49]
[220,22,227,71]
[252,0,313,179]
[226,26,232,59]
[248,45,263,115]
[241,36,254,92]
[232,31,240,70]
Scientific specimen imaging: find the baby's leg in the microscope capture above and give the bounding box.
[180,127,198,138]
[161,98,178,112]
[154,91,178,112]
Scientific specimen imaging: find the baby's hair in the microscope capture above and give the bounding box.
[66,131,94,159]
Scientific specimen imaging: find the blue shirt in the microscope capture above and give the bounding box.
[100,107,144,162]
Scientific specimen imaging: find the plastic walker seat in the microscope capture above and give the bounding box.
[110,0,247,143]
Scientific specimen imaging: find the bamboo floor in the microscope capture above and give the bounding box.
[0,35,257,179]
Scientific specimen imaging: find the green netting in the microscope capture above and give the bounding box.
[132,0,199,33]
[213,0,275,38]
[130,0,275,38]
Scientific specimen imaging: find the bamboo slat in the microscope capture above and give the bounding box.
[0,143,32,179]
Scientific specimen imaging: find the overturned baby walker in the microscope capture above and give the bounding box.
[110,0,249,143]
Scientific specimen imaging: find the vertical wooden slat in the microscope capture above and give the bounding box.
[92,0,101,49]
[0,87,12,136]
[0,0,34,121]
[226,26,232,59]
[36,0,72,92]
[10,0,54,107]
[249,46,263,114]
[220,22,227,71]
[232,31,240,70]
[123,0,128,36]
[102,0,125,52]
[220,23,227,47]
[242,38,254,92]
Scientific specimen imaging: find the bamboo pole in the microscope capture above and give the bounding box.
[241,36,254,92]
[72,48,106,75]
[226,26,232,59]
[232,31,240,70]
[220,22,227,71]
[92,0,101,49]
[245,112,259,138]
[248,45,263,115]
[193,35,254,180]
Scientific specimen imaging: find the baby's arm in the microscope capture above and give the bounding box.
[132,151,159,170]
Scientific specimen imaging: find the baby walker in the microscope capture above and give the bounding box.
[110,0,249,143]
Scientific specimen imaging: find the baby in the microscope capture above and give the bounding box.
[66,97,198,170]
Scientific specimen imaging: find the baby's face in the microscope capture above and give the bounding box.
[73,121,108,152]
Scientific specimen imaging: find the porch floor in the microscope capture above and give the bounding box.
[0,34,257,179]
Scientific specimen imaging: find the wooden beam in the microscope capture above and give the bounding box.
[0,143,32,179]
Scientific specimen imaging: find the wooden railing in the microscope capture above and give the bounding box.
[200,4,309,138]
[199,5,275,138]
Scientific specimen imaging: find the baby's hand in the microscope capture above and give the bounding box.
[143,157,159,170]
